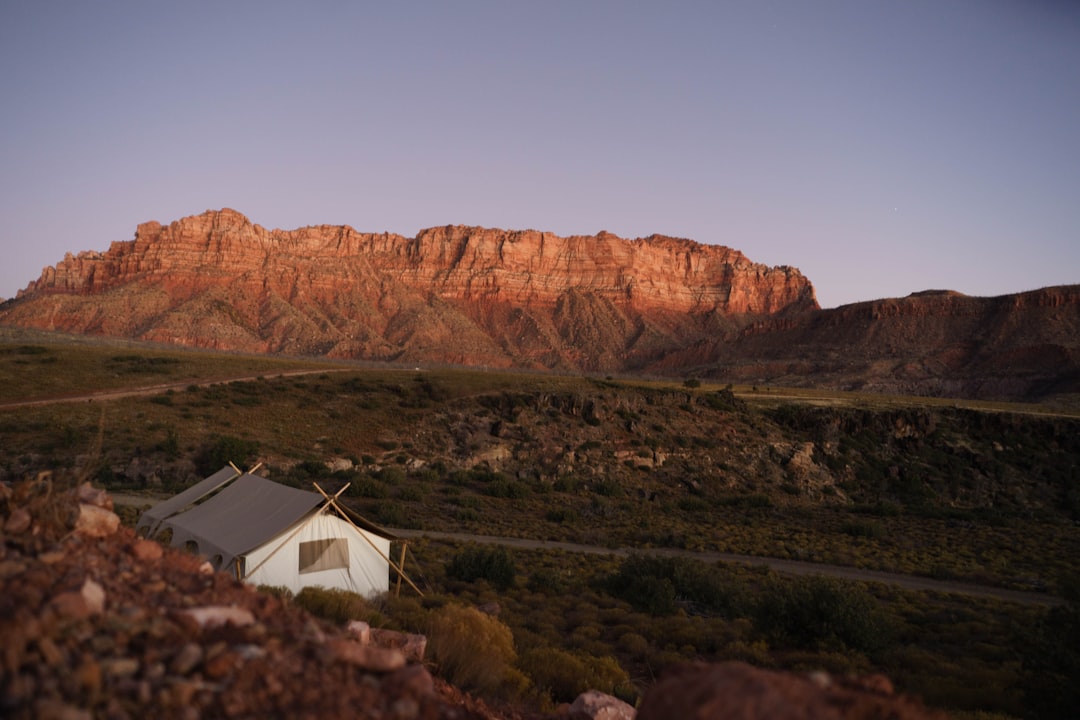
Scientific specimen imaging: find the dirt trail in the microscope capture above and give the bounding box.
[0,368,350,409]
[390,528,1063,607]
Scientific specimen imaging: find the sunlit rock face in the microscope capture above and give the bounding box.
[2,209,818,372]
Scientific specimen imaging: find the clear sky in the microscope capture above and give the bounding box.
[1,1,1078,308]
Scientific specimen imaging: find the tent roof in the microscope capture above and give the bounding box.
[135,465,240,535]
[163,474,325,562]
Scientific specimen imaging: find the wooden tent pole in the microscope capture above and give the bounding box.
[312,483,424,597]
[395,543,408,597]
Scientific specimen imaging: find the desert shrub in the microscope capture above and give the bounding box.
[592,478,623,497]
[678,497,709,513]
[447,546,517,591]
[397,485,423,502]
[373,501,408,527]
[519,646,632,704]
[257,585,295,602]
[607,554,746,617]
[428,605,524,697]
[377,595,430,634]
[545,508,578,523]
[349,477,389,499]
[1021,595,1080,719]
[683,378,701,388]
[379,466,406,485]
[753,575,890,654]
[195,434,259,475]
[700,388,742,411]
[611,572,677,616]
[617,632,650,658]
[527,567,566,595]
[157,427,180,459]
[841,519,886,539]
[715,493,773,509]
[294,586,377,625]
[485,478,529,499]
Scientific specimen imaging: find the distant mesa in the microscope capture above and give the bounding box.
[907,289,967,298]
[1,208,1077,403]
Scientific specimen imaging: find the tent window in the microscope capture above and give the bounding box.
[299,538,349,574]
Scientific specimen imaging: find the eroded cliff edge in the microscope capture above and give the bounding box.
[0,209,818,372]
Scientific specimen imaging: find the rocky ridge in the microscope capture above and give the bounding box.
[0,209,817,372]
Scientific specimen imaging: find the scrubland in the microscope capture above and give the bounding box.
[2,333,1078,718]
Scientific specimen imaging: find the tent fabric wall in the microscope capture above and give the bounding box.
[240,511,391,597]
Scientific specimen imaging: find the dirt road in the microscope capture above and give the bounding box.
[390,528,1063,607]
[0,368,350,410]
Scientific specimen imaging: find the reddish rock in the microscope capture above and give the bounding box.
[80,579,106,615]
[181,605,255,629]
[202,650,240,680]
[369,627,427,663]
[325,638,407,672]
[569,690,636,720]
[131,538,163,562]
[170,643,204,675]
[74,483,113,510]
[73,504,119,538]
[382,664,436,698]
[636,662,948,720]
[47,591,92,621]
[345,619,371,644]
[5,507,32,534]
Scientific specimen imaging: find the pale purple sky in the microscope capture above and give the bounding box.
[1,1,1078,308]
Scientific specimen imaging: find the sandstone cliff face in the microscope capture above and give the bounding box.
[1,209,818,371]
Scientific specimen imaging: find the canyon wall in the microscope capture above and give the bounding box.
[2,209,818,372]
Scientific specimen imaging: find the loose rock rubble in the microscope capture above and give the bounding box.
[0,475,500,719]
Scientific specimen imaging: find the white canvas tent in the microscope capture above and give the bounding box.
[137,466,416,598]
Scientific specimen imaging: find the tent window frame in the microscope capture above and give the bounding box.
[298,537,350,574]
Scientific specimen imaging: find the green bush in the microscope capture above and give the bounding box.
[447,546,517,591]
[753,575,890,654]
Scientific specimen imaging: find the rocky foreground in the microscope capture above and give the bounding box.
[1,477,948,719]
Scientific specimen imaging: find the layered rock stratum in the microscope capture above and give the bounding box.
[0,209,816,372]
[1,209,1077,401]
